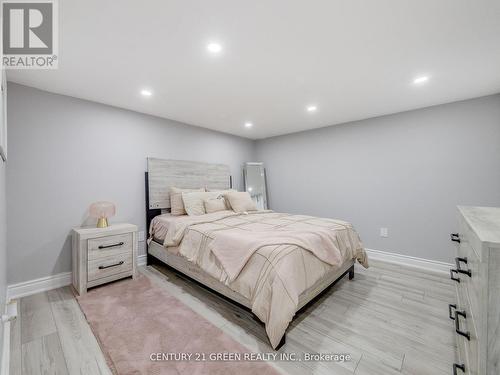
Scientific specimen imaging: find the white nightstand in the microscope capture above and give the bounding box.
[72,223,138,295]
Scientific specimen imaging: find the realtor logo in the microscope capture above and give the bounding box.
[2,0,58,69]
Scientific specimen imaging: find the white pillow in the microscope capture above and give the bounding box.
[170,187,205,216]
[204,197,228,214]
[207,189,236,208]
[182,191,222,216]
[224,191,257,213]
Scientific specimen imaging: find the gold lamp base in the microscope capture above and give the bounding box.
[97,217,109,228]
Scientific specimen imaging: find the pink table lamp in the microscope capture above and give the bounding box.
[89,201,116,228]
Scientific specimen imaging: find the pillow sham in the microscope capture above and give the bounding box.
[207,189,236,209]
[204,197,227,214]
[182,191,223,216]
[169,187,205,216]
[224,191,257,213]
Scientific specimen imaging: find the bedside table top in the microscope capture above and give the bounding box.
[73,223,138,238]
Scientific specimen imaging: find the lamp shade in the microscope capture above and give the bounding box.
[89,201,116,219]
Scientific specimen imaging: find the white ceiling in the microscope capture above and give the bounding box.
[8,0,500,139]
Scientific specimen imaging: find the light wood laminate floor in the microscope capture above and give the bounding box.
[10,260,458,375]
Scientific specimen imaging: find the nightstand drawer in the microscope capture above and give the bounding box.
[88,253,133,282]
[88,233,133,260]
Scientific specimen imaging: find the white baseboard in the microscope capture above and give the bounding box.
[7,272,72,301]
[7,255,148,300]
[365,248,452,275]
[6,251,449,300]
[137,254,147,266]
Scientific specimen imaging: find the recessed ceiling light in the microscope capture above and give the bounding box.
[140,89,152,97]
[413,76,429,84]
[207,42,222,54]
[244,122,253,128]
[307,105,317,112]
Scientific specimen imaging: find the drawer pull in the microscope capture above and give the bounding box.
[450,269,460,283]
[454,310,470,340]
[450,233,461,243]
[98,241,125,249]
[98,261,124,270]
[453,363,465,374]
[455,257,472,277]
[448,304,456,320]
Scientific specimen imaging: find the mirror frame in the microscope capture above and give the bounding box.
[243,162,268,210]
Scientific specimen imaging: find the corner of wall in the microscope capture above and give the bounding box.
[0,71,8,373]
[0,161,7,374]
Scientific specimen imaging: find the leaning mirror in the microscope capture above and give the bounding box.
[243,162,268,210]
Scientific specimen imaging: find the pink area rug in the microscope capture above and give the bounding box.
[77,274,281,375]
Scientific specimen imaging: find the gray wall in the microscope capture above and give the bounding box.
[5,83,500,286]
[6,83,256,284]
[256,94,500,263]
[0,156,6,368]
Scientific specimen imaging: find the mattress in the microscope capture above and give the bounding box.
[150,213,193,253]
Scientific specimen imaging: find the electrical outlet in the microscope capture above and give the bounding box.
[138,231,145,242]
[380,227,388,238]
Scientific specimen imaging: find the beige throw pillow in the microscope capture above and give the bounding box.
[224,191,257,213]
[182,191,223,216]
[170,187,204,216]
[207,189,236,209]
[204,197,227,214]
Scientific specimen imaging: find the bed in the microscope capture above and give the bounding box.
[145,158,368,349]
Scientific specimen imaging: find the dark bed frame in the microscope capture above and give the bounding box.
[144,171,354,350]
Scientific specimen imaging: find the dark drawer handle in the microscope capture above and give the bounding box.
[450,269,460,283]
[98,241,124,249]
[448,304,456,320]
[98,261,124,270]
[455,257,472,277]
[454,310,470,340]
[453,363,465,374]
[450,233,461,243]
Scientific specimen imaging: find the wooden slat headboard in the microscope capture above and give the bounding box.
[147,158,232,210]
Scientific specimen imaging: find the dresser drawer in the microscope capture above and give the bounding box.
[455,236,484,349]
[453,298,479,374]
[453,273,479,375]
[452,257,480,373]
[456,332,469,373]
[458,214,481,260]
[456,315,479,375]
[456,240,478,302]
[88,233,133,260]
[88,253,133,282]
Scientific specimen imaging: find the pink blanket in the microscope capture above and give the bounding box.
[209,228,344,281]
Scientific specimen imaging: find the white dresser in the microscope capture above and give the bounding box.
[450,206,500,375]
[72,223,138,295]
